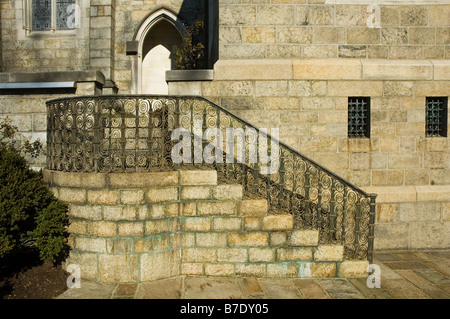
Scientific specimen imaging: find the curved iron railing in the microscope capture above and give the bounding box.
[46,95,376,261]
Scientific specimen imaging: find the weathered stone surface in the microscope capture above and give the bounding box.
[140,250,179,281]
[229,232,269,247]
[238,199,268,216]
[180,170,217,185]
[109,172,178,188]
[146,188,179,203]
[338,261,369,278]
[293,59,361,80]
[262,214,294,231]
[314,245,344,261]
[288,230,319,246]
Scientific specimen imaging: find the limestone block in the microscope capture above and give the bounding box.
[181,263,204,276]
[266,263,297,278]
[288,230,319,246]
[399,6,428,26]
[90,221,117,237]
[120,190,144,205]
[213,184,243,200]
[335,5,368,27]
[145,219,169,235]
[197,202,236,216]
[229,232,269,247]
[59,188,87,204]
[146,187,179,203]
[65,252,98,281]
[242,27,276,44]
[140,250,179,282]
[134,238,153,253]
[410,221,450,249]
[338,261,369,278]
[75,237,106,253]
[383,81,414,96]
[249,248,275,262]
[182,248,216,263]
[244,217,261,231]
[103,206,137,221]
[69,205,102,220]
[118,222,144,236]
[256,5,295,25]
[51,172,106,189]
[312,27,346,44]
[181,186,211,200]
[314,245,344,261]
[180,170,217,185]
[262,214,294,231]
[347,27,380,44]
[220,5,256,26]
[277,248,313,262]
[310,263,336,278]
[373,223,409,250]
[213,217,242,231]
[106,238,133,254]
[235,264,266,277]
[414,81,450,96]
[377,204,398,223]
[431,60,450,80]
[217,248,248,263]
[270,232,287,246]
[416,185,450,202]
[205,264,234,277]
[381,28,408,45]
[238,199,268,216]
[195,233,227,247]
[327,81,383,96]
[213,59,291,80]
[109,172,178,188]
[293,59,362,80]
[68,220,89,235]
[183,217,211,232]
[87,190,118,205]
[362,60,433,80]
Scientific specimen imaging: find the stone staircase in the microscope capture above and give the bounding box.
[45,168,369,284]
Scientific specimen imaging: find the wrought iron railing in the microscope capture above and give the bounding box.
[46,95,376,262]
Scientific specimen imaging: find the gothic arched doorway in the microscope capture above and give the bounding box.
[132,9,184,94]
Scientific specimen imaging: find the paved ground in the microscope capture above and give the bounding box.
[57,250,450,299]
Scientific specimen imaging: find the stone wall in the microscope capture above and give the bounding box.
[219,2,450,60]
[366,185,450,251]
[168,58,450,251]
[0,0,91,73]
[44,169,368,283]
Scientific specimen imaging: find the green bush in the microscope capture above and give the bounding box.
[0,118,69,263]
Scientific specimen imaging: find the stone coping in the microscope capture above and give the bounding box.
[166,69,214,82]
[213,59,450,81]
[0,71,105,85]
[363,185,450,203]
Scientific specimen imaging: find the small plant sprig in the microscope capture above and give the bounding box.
[173,20,206,70]
[0,117,43,158]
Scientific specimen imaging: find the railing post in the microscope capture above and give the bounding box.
[368,193,377,264]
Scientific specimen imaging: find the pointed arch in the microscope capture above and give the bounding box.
[132,8,185,94]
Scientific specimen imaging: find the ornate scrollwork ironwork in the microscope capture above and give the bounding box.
[46,95,376,261]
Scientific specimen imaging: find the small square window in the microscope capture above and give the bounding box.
[348,97,370,138]
[426,97,448,137]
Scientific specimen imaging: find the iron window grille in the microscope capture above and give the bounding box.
[426,97,448,138]
[348,97,370,138]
